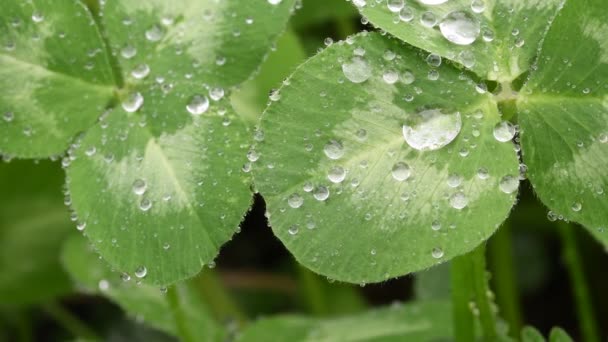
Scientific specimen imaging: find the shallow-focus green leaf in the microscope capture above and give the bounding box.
[67,0,297,286]
[548,328,573,342]
[100,0,296,89]
[0,160,73,306]
[521,326,545,342]
[414,262,451,300]
[61,235,225,341]
[0,0,115,158]
[518,0,608,245]
[254,32,519,283]
[358,0,564,81]
[237,300,452,342]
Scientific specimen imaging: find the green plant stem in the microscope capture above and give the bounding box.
[42,302,99,341]
[196,269,246,324]
[167,286,195,342]
[451,244,497,342]
[297,266,328,316]
[557,222,600,342]
[488,222,523,337]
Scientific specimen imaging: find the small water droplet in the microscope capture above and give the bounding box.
[571,202,582,212]
[391,162,412,181]
[145,25,164,42]
[313,186,330,201]
[131,64,150,79]
[132,179,147,195]
[288,193,304,208]
[432,247,444,259]
[324,140,345,160]
[134,266,147,278]
[139,198,152,211]
[449,192,468,209]
[499,175,519,194]
[328,166,346,183]
[187,95,210,115]
[122,92,144,112]
[403,108,462,151]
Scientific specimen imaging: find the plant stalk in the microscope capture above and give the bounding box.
[557,222,600,342]
[451,244,497,342]
[42,302,99,341]
[167,286,195,342]
[195,269,246,324]
[488,222,523,337]
[297,266,328,316]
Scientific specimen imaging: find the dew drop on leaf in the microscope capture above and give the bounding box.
[328,166,346,183]
[287,193,304,208]
[132,179,147,195]
[571,202,582,212]
[342,57,372,83]
[391,162,412,181]
[134,266,147,278]
[387,0,405,13]
[493,121,516,142]
[402,108,462,151]
[186,95,210,116]
[122,92,144,112]
[449,191,469,209]
[439,11,480,46]
[499,175,519,194]
[139,198,152,211]
[432,247,444,259]
[323,140,345,160]
[313,186,330,201]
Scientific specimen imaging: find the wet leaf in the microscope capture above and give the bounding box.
[66,0,296,286]
[0,0,115,158]
[518,0,608,246]
[253,32,519,283]
[357,0,564,81]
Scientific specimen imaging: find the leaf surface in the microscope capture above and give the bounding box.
[254,32,519,283]
[0,0,115,158]
[358,0,564,81]
[518,0,608,245]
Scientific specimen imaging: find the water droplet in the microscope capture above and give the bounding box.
[139,198,152,211]
[420,11,438,27]
[431,220,441,231]
[399,7,414,22]
[145,25,164,42]
[403,108,462,151]
[186,95,210,115]
[447,173,463,187]
[32,11,44,23]
[269,89,281,101]
[313,186,330,201]
[288,193,304,208]
[328,166,346,183]
[493,121,516,142]
[355,128,368,141]
[3,111,14,122]
[134,266,147,278]
[599,132,608,143]
[324,140,345,160]
[499,175,519,194]
[342,57,372,83]
[288,224,299,235]
[122,92,144,112]
[449,192,468,209]
[440,11,480,45]
[98,279,110,291]
[131,64,150,79]
[132,179,147,195]
[477,167,489,179]
[401,70,416,84]
[209,87,225,101]
[76,222,86,231]
[471,0,485,13]
[268,0,283,4]
[571,202,582,212]
[391,162,412,181]
[387,0,405,13]
[426,53,442,67]
[121,44,137,59]
[432,247,444,259]
[383,70,399,84]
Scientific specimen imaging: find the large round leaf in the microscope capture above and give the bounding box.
[358,0,564,81]
[0,0,115,158]
[518,0,608,245]
[253,32,519,283]
[67,0,296,286]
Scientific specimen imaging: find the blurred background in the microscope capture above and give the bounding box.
[1,0,607,340]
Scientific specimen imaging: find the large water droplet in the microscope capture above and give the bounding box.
[132,179,147,195]
[499,175,519,194]
[134,266,147,278]
[449,191,468,209]
[122,92,144,112]
[187,95,210,116]
[288,193,304,208]
[493,121,516,142]
[328,166,346,183]
[324,140,345,160]
[342,57,372,83]
[403,108,462,151]
[391,162,412,181]
[439,11,480,46]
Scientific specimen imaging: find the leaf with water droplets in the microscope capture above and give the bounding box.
[61,235,225,341]
[0,0,115,158]
[357,0,565,81]
[518,0,608,246]
[237,300,454,342]
[253,32,519,283]
[65,0,296,286]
